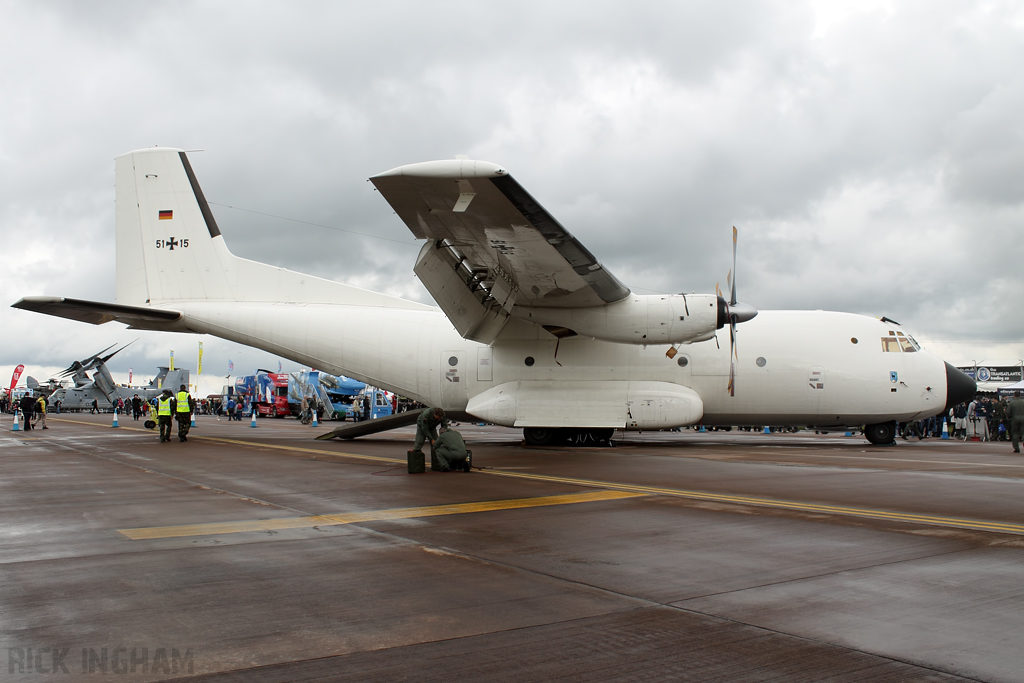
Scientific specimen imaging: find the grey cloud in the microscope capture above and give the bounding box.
[3,0,1024,385]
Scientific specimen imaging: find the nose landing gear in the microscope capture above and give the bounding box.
[864,421,897,445]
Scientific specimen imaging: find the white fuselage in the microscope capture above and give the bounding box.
[167,301,948,428]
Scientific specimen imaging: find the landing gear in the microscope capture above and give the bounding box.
[523,427,564,446]
[864,421,897,445]
[522,427,615,446]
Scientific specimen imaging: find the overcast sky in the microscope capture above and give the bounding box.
[2,0,1023,394]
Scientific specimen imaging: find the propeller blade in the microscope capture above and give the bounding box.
[99,339,136,365]
[730,226,738,306]
[727,320,737,397]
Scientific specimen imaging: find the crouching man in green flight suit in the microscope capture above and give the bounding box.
[1008,391,1024,454]
[413,407,448,452]
[433,426,471,472]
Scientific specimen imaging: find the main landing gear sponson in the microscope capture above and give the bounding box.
[864,421,897,445]
[523,427,615,447]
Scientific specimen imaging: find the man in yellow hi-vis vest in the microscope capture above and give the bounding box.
[175,384,194,442]
[36,395,48,429]
[157,389,174,442]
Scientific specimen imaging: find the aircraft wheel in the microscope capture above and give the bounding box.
[523,427,562,446]
[864,421,896,445]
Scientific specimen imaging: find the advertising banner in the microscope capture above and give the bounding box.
[9,364,24,393]
[957,366,1024,383]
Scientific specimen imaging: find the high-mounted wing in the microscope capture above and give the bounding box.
[371,160,630,343]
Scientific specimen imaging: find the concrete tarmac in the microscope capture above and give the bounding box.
[2,414,1023,681]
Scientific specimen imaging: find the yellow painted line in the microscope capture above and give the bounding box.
[716,449,1024,470]
[185,435,401,464]
[118,490,643,540]
[481,470,1024,536]
[52,417,402,465]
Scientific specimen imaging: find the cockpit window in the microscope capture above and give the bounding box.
[881,331,920,353]
[881,337,901,352]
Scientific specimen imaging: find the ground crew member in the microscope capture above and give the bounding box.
[175,384,194,442]
[412,406,447,452]
[157,389,174,442]
[1008,391,1024,454]
[433,426,470,472]
[35,395,48,429]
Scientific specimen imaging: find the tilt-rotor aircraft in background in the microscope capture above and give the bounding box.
[13,148,975,446]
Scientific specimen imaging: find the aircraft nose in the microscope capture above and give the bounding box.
[943,362,976,412]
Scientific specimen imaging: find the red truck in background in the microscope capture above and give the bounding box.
[252,372,290,418]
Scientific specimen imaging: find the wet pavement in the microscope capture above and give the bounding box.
[2,414,1022,681]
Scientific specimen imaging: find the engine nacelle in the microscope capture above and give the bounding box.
[513,293,719,345]
[467,380,704,429]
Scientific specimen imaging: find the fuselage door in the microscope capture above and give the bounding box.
[440,351,469,409]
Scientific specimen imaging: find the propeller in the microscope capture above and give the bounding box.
[720,227,757,396]
[58,340,137,377]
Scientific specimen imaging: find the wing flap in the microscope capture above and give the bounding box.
[12,296,182,329]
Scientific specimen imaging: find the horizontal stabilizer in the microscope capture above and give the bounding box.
[12,296,181,329]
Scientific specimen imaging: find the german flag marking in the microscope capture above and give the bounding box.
[158,210,173,220]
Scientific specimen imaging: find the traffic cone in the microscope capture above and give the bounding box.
[250,408,258,428]
[763,425,771,434]
[112,409,119,428]
[191,413,196,428]
[12,408,20,432]
[941,418,949,440]
[312,410,319,427]
[699,424,706,432]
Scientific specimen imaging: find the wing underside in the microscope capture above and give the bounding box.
[371,161,629,313]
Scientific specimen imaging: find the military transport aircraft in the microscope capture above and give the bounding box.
[12,147,975,445]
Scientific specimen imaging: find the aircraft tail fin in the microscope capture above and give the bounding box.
[115,148,425,309]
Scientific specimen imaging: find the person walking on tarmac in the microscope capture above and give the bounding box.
[1008,391,1024,454]
[157,389,174,442]
[413,406,448,452]
[175,384,194,442]
[19,393,36,432]
[35,395,48,429]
